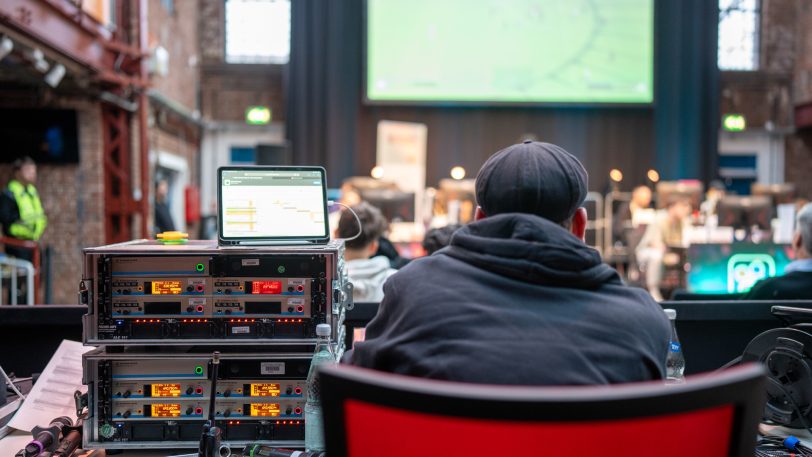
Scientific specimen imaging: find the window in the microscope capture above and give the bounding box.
[718,0,760,71]
[225,0,291,64]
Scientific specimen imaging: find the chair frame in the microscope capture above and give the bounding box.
[321,363,766,457]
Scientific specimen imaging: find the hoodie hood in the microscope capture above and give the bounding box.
[442,213,620,288]
[347,255,392,278]
[347,255,397,302]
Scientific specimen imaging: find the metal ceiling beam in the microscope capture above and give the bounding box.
[0,0,144,88]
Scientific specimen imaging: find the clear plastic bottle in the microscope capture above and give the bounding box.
[304,324,336,452]
[664,308,686,383]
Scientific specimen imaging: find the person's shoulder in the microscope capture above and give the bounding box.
[603,280,658,303]
[386,252,457,282]
[602,282,668,320]
[743,275,783,300]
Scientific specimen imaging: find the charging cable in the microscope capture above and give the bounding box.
[328,201,362,242]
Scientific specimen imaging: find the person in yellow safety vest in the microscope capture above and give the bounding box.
[0,156,47,262]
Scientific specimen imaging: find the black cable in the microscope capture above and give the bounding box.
[716,355,743,371]
[757,434,812,457]
[766,376,812,436]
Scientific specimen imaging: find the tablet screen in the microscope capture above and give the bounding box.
[219,167,328,241]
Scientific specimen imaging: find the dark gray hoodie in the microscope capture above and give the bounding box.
[350,213,670,385]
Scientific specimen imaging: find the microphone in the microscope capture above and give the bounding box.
[51,426,82,457]
[19,416,73,457]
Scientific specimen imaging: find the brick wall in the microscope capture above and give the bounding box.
[148,0,200,113]
[198,0,285,123]
[146,0,202,237]
[785,132,812,199]
[786,1,812,198]
[0,97,104,304]
[721,0,812,198]
[200,65,285,122]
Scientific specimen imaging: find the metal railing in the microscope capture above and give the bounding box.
[0,237,41,304]
[0,255,34,305]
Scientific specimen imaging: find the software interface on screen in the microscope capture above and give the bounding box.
[220,169,327,239]
[686,243,794,294]
[366,0,654,104]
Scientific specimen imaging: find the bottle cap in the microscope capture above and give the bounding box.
[316,323,331,337]
[664,309,676,320]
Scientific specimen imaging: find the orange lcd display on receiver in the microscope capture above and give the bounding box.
[150,404,181,417]
[151,280,183,295]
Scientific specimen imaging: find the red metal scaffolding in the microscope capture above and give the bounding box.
[0,0,150,244]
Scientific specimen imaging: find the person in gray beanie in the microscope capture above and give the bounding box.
[350,141,670,385]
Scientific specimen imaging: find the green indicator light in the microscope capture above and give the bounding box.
[722,113,746,132]
[245,106,271,125]
[277,266,286,274]
[195,366,204,375]
[196,263,205,272]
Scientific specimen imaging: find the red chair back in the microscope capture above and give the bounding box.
[320,364,766,457]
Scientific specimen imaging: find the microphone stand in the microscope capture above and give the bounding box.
[198,351,228,457]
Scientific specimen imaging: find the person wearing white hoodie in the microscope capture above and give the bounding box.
[337,202,397,302]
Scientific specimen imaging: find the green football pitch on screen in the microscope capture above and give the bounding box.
[366,0,654,104]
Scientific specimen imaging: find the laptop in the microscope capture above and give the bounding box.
[217,166,331,245]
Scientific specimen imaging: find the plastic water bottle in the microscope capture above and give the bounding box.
[664,308,685,383]
[304,324,336,452]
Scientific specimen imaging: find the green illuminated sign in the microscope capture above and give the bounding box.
[727,254,776,293]
[245,106,271,125]
[722,114,746,132]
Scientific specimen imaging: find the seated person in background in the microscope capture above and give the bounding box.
[744,203,812,300]
[612,185,652,244]
[338,202,397,302]
[700,180,726,220]
[373,236,410,269]
[635,197,692,301]
[421,224,462,255]
[350,141,670,385]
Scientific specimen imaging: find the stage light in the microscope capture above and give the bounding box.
[370,166,384,179]
[450,166,466,180]
[149,45,170,77]
[0,36,13,61]
[44,64,66,88]
[647,169,660,183]
[609,168,623,183]
[29,48,49,73]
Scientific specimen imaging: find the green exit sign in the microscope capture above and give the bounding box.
[245,106,271,125]
[722,114,746,132]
